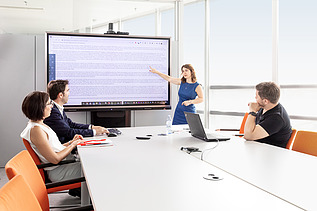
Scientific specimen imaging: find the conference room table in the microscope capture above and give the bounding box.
[77,125,314,210]
[166,126,317,211]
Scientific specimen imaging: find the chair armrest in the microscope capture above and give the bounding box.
[216,129,240,132]
[45,177,85,189]
[64,205,94,211]
[37,160,77,169]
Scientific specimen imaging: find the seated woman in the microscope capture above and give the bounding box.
[20,91,85,183]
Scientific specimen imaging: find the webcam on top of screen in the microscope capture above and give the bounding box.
[105,23,129,35]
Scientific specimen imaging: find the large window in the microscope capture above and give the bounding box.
[208,0,272,129]
[210,0,272,86]
[183,1,205,112]
[279,0,317,85]
[161,9,174,40]
[122,14,155,36]
[279,0,317,130]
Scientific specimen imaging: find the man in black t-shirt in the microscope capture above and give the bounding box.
[244,82,292,148]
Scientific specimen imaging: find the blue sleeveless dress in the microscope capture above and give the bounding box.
[172,82,200,125]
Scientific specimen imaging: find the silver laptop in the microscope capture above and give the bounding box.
[184,112,230,142]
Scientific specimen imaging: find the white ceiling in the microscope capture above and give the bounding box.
[0,0,181,34]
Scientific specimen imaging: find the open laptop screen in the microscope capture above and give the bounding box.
[184,112,230,142]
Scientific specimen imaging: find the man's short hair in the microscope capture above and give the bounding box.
[22,91,49,121]
[256,82,280,104]
[47,80,69,100]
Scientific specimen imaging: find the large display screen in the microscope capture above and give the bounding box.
[46,32,171,110]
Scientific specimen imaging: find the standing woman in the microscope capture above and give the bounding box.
[149,64,203,125]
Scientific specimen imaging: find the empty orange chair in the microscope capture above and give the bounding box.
[5,150,92,211]
[238,112,249,134]
[286,129,297,150]
[0,175,42,211]
[22,138,81,193]
[291,130,317,157]
[6,150,54,211]
[217,112,248,136]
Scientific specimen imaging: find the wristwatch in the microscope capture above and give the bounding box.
[249,112,257,117]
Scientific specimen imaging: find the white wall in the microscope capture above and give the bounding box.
[0,35,36,166]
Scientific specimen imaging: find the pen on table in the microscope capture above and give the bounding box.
[78,142,110,146]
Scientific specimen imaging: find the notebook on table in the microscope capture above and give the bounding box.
[184,112,230,142]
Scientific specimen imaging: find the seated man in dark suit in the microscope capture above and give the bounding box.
[244,82,292,148]
[44,80,108,144]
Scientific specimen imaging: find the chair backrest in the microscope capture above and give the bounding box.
[286,129,297,150]
[0,175,42,211]
[22,138,46,181]
[239,112,249,134]
[291,130,317,157]
[5,150,49,211]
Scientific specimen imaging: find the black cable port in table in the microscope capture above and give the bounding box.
[136,136,151,140]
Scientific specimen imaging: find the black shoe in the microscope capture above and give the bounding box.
[68,188,81,198]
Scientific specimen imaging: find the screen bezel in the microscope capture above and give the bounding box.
[45,32,171,111]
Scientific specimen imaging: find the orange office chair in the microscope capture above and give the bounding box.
[286,129,297,150]
[217,112,249,136]
[290,130,317,157]
[5,150,92,211]
[238,112,249,134]
[0,175,42,211]
[22,138,81,193]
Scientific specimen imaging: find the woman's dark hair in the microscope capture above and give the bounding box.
[22,91,49,121]
[47,80,69,100]
[181,64,197,83]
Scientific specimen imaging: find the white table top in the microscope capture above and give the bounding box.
[192,137,317,211]
[78,126,303,211]
[146,125,317,211]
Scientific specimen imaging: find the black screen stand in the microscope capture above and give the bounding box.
[91,110,131,128]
